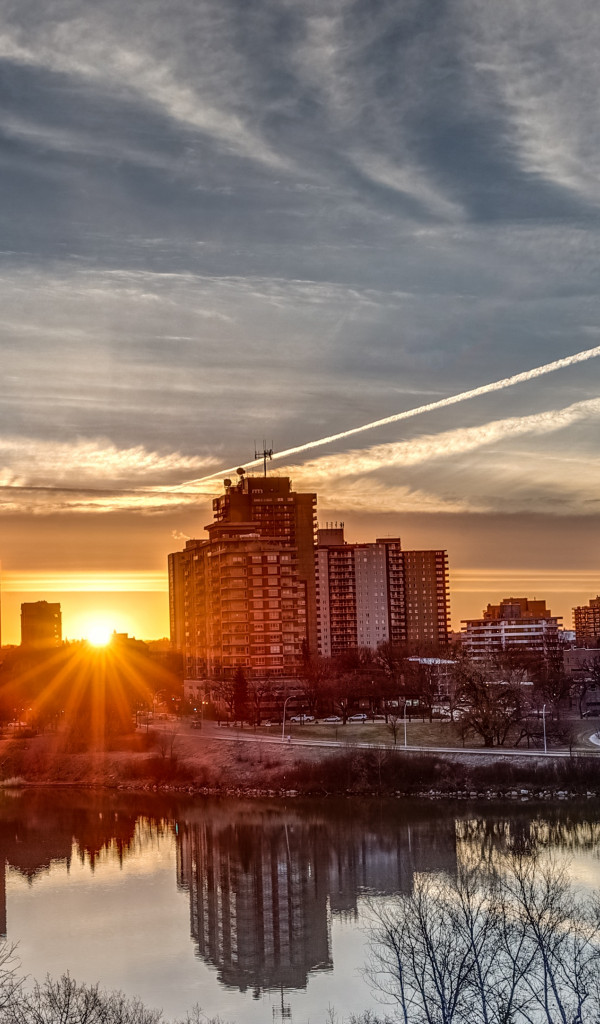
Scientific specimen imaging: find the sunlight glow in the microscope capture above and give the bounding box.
[85,623,113,647]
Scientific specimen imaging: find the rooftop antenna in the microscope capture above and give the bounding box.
[254,440,273,477]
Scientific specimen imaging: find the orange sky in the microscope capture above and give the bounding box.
[1,504,599,644]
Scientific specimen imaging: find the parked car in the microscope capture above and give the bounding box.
[348,713,368,722]
[289,714,315,723]
[321,715,342,724]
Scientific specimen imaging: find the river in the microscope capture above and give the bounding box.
[1,790,599,1023]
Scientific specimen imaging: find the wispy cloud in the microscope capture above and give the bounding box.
[285,396,600,484]
[1,570,167,592]
[457,0,600,203]
[0,436,217,488]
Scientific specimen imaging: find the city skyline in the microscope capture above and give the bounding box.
[1,492,598,644]
[1,0,600,642]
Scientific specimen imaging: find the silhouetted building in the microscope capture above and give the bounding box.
[573,596,600,647]
[461,597,561,658]
[20,601,61,648]
[168,550,186,651]
[315,527,450,655]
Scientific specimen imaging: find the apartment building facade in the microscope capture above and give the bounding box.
[461,597,561,658]
[169,473,316,682]
[315,527,450,657]
[573,595,600,647]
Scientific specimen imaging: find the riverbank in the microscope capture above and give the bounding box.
[1,728,600,802]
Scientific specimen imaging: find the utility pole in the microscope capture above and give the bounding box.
[254,440,273,477]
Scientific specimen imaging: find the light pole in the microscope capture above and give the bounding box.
[542,703,547,754]
[282,695,293,743]
[404,700,408,748]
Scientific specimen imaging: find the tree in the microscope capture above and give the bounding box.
[577,653,600,717]
[0,971,162,1024]
[406,659,438,722]
[298,655,332,719]
[366,851,600,1024]
[385,711,403,746]
[246,675,273,725]
[232,666,248,725]
[531,639,572,721]
[453,652,529,747]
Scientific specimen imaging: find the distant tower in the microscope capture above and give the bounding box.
[20,601,62,648]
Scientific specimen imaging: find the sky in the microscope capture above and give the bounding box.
[1,0,600,642]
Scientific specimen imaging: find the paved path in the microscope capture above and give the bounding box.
[179,721,600,760]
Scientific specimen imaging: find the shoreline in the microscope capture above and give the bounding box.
[1,729,600,803]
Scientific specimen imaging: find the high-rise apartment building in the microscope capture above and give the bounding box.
[20,601,62,648]
[169,472,316,681]
[573,596,600,647]
[461,597,561,658]
[212,471,317,652]
[402,549,451,646]
[315,528,450,656]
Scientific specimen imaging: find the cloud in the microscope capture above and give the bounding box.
[0,436,217,488]
[456,0,600,204]
[284,396,600,485]
[350,151,464,222]
[1,0,600,539]
[0,5,288,170]
[315,479,483,515]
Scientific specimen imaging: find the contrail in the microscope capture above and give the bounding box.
[194,344,600,483]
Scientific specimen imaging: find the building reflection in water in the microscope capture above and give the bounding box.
[175,804,458,993]
[4,793,596,1001]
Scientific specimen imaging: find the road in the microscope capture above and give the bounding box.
[167,720,600,760]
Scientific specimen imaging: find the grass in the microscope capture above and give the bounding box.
[264,717,599,752]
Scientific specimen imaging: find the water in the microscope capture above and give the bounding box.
[1,790,599,1023]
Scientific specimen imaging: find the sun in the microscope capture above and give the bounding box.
[85,623,113,647]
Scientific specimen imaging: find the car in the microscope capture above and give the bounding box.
[321,715,342,724]
[348,713,368,722]
[289,714,315,723]
[582,709,600,718]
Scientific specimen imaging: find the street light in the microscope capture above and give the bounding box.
[404,700,408,748]
[542,703,547,754]
[282,695,293,743]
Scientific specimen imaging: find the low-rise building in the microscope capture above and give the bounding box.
[461,597,561,659]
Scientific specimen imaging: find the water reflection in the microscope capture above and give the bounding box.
[0,792,599,1001]
[175,805,457,992]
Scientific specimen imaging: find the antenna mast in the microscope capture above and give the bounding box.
[254,440,273,477]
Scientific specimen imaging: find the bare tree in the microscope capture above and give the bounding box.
[0,943,20,1013]
[500,851,600,1024]
[0,971,163,1024]
[365,852,600,1024]
[386,712,402,746]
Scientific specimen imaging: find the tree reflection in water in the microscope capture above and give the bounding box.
[367,843,600,1024]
